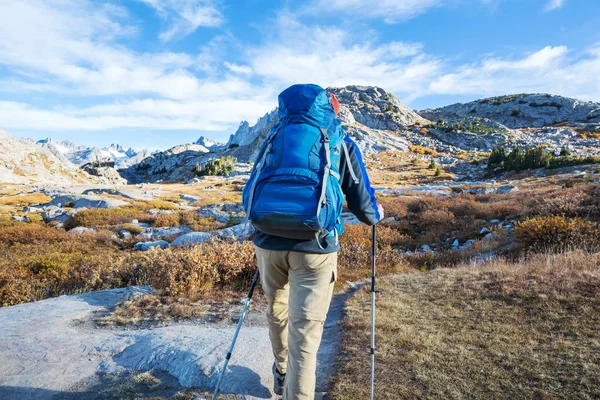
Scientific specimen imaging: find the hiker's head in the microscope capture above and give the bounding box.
[278,84,340,122]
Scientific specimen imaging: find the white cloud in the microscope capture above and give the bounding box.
[246,14,442,95]
[0,2,598,140]
[306,0,500,22]
[426,45,600,101]
[137,0,223,41]
[306,0,444,22]
[224,62,253,75]
[0,0,230,100]
[0,97,273,132]
[543,0,565,12]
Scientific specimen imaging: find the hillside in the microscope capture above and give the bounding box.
[0,129,91,185]
[420,93,600,128]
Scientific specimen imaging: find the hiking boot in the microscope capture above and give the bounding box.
[272,363,286,395]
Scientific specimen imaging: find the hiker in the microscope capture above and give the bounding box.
[243,83,383,400]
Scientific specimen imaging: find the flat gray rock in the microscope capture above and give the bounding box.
[0,285,349,399]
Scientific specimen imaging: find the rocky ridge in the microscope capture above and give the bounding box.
[420,93,600,129]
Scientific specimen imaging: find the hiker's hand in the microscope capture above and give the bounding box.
[377,204,384,221]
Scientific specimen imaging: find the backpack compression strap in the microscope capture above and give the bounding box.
[245,126,280,219]
[315,127,331,224]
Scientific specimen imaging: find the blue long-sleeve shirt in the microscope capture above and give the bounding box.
[251,135,380,254]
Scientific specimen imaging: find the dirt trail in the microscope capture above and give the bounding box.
[0,286,355,399]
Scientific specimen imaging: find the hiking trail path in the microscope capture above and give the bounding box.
[0,285,354,399]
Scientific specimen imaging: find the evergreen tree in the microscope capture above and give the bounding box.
[560,146,571,157]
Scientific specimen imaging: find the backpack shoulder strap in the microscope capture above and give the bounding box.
[341,136,360,184]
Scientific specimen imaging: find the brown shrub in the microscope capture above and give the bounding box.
[121,240,256,300]
[67,207,152,230]
[151,212,180,227]
[151,210,224,231]
[338,224,410,282]
[514,215,600,253]
[0,223,68,245]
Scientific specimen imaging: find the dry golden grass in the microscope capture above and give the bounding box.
[0,192,51,206]
[331,251,600,400]
[65,207,153,230]
[95,295,211,327]
[193,191,242,207]
[365,151,455,187]
[151,210,225,232]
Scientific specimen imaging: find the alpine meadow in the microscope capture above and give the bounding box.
[0,1,599,399]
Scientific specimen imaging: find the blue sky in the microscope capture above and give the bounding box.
[0,0,599,150]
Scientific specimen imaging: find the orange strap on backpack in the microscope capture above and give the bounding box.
[329,92,340,116]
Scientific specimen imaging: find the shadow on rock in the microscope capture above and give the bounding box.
[219,365,271,398]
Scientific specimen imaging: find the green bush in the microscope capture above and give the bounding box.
[486,145,600,174]
[195,156,236,177]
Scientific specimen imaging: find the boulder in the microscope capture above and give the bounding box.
[118,230,132,239]
[480,227,491,235]
[138,226,193,241]
[133,240,169,251]
[214,222,253,240]
[496,185,519,194]
[42,206,73,223]
[47,195,128,209]
[197,204,243,224]
[22,206,42,213]
[461,240,476,249]
[179,194,200,203]
[419,244,432,253]
[11,215,27,222]
[171,222,253,247]
[68,227,97,235]
[170,232,213,247]
[451,239,460,249]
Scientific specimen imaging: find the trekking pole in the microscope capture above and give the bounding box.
[370,224,377,400]
[212,268,260,400]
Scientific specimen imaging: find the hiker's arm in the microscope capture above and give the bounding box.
[340,135,381,226]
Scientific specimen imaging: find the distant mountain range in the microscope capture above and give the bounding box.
[1,87,599,185]
[36,138,153,169]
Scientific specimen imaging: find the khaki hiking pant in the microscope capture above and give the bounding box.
[255,247,337,400]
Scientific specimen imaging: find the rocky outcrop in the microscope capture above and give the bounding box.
[119,143,211,183]
[195,136,223,151]
[329,85,429,129]
[222,109,279,163]
[420,93,600,128]
[216,85,422,163]
[171,222,253,247]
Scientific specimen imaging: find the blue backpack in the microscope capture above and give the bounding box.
[243,84,355,246]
